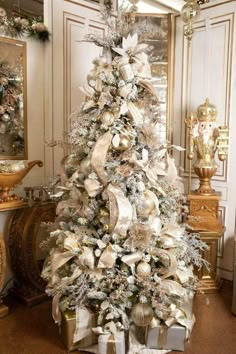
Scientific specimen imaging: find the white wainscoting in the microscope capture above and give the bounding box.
[172,0,236,280]
[44,0,107,178]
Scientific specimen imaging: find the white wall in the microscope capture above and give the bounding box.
[172,0,236,280]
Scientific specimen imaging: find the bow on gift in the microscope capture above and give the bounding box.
[164,303,196,339]
[73,307,96,343]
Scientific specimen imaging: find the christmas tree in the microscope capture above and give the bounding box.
[42,8,207,353]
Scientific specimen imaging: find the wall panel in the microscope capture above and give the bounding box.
[173,1,236,280]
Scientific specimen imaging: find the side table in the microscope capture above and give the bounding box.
[196,230,223,293]
[0,201,56,310]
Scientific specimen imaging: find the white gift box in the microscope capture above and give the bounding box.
[146,324,186,352]
[98,331,127,354]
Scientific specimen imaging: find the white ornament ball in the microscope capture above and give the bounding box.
[136,262,151,277]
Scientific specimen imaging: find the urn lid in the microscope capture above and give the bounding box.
[197,98,217,122]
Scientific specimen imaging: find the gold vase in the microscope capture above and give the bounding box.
[0,160,43,209]
[194,166,217,195]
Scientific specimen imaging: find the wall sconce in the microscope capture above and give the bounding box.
[128,0,140,24]
[181,0,201,43]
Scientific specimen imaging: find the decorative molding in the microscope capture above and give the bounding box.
[63,11,105,142]
[0,235,6,292]
[179,13,234,183]
[218,206,226,258]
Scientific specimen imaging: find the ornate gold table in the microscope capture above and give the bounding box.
[0,201,56,312]
[0,236,8,318]
[187,193,224,293]
[196,230,223,293]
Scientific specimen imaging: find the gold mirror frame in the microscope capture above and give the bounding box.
[0,36,27,160]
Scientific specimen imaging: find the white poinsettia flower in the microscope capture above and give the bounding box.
[112,33,148,57]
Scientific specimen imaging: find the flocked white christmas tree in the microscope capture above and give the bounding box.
[42,7,208,353]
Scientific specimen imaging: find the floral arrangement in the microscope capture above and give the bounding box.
[42,7,207,353]
[0,60,24,155]
[0,7,50,42]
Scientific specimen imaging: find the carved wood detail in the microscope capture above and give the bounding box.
[0,235,6,292]
[7,203,56,305]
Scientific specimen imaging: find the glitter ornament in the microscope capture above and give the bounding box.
[136,262,151,277]
[131,303,154,327]
[101,112,115,126]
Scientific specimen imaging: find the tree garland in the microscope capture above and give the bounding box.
[0,8,50,42]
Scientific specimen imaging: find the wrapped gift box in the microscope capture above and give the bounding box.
[60,309,97,352]
[98,331,128,354]
[146,324,186,352]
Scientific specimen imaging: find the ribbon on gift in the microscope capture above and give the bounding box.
[107,184,133,236]
[158,324,168,350]
[52,293,62,324]
[73,307,95,343]
[165,304,196,339]
[106,334,117,354]
[91,131,113,185]
[97,329,127,354]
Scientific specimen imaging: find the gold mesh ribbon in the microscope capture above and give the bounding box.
[158,324,168,349]
[106,334,117,354]
[91,131,112,185]
[107,184,133,236]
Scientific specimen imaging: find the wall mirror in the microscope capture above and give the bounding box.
[135,14,171,142]
[0,36,27,160]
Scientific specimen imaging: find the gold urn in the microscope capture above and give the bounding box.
[0,160,43,209]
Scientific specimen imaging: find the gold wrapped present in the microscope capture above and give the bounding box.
[60,309,97,352]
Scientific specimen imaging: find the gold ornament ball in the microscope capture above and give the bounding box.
[219,154,226,161]
[136,262,151,277]
[131,303,154,327]
[103,224,109,231]
[137,190,155,217]
[113,135,131,151]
